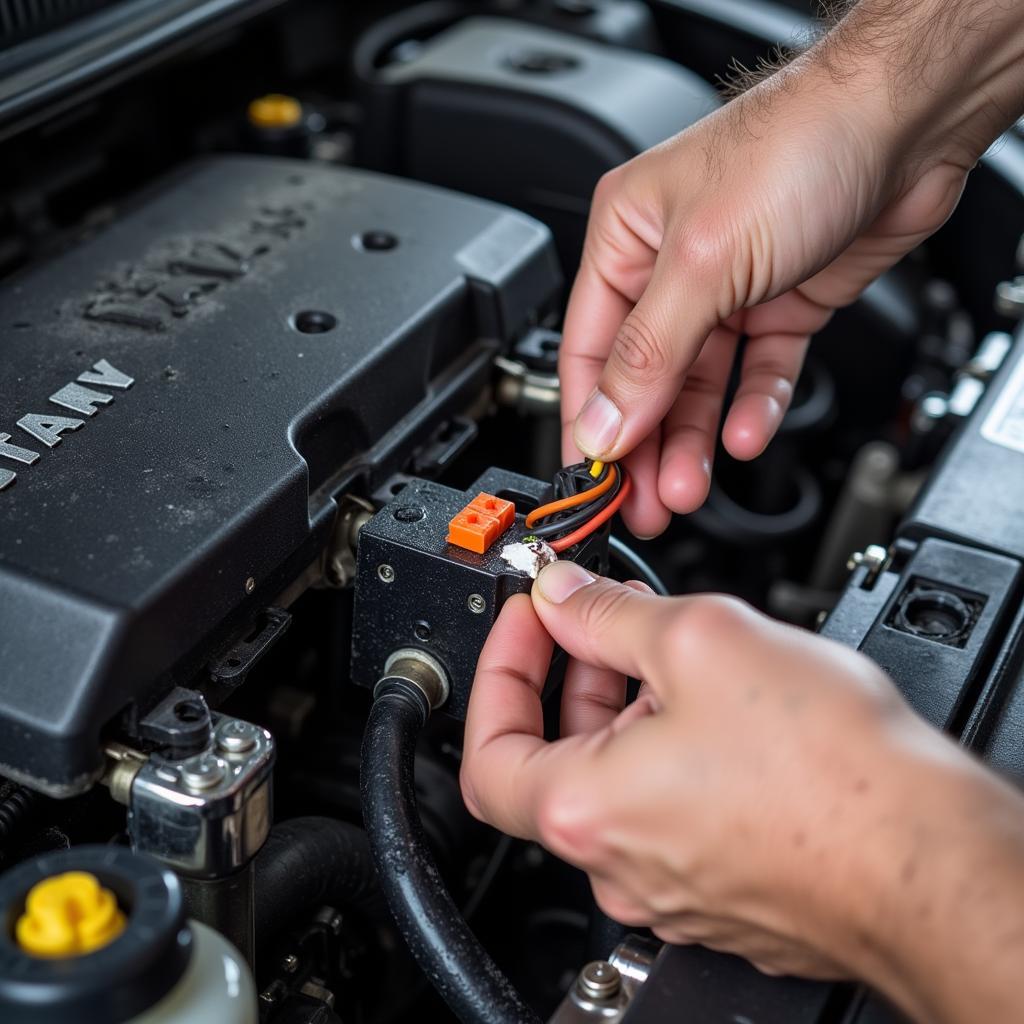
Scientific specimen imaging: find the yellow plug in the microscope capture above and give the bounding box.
[16,871,126,957]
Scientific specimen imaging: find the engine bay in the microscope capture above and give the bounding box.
[0,2,1023,1023]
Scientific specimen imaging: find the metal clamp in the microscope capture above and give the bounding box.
[128,714,274,879]
[494,355,560,416]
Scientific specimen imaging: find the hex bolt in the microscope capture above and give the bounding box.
[281,953,299,974]
[378,564,396,584]
[846,544,887,574]
[179,754,226,792]
[467,593,486,614]
[216,719,259,755]
[576,960,621,1001]
[995,276,1024,318]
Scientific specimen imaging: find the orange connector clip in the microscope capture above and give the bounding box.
[447,493,516,554]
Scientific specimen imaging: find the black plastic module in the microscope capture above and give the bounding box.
[822,537,1020,729]
[352,467,610,719]
[902,335,1024,561]
[0,156,560,795]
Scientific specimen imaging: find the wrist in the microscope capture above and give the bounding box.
[839,729,1024,1022]
[801,0,1024,180]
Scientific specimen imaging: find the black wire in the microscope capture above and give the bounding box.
[551,460,609,502]
[530,467,623,539]
[608,535,670,596]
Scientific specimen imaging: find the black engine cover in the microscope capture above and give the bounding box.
[0,155,560,795]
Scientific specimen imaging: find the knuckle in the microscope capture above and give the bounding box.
[668,594,753,661]
[536,781,604,865]
[671,220,727,281]
[592,167,625,207]
[611,313,672,381]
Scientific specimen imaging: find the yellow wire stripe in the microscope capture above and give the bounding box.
[525,464,618,529]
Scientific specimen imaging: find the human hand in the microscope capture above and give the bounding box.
[562,0,1024,537]
[461,561,1024,1022]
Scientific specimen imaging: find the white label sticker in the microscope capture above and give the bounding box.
[981,353,1024,454]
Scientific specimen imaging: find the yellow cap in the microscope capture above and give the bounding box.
[16,871,126,957]
[247,93,303,129]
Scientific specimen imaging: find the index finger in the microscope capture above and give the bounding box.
[461,595,574,840]
[560,259,634,464]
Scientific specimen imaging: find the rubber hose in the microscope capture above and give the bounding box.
[689,468,822,547]
[0,786,37,853]
[254,816,386,946]
[360,678,540,1024]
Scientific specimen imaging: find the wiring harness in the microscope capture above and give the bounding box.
[525,460,631,553]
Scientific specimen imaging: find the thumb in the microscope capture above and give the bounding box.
[531,561,675,700]
[573,256,717,461]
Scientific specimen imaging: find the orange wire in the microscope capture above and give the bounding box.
[525,464,618,529]
[549,472,632,553]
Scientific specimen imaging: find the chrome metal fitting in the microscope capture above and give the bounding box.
[376,647,450,710]
[576,961,621,1001]
[128,712,274,879]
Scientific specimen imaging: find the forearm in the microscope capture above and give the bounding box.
[818,0,1024,169]
[846,739,1024,1023]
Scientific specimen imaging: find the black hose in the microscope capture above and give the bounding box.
[361,678,540,1024]
[689,469,822,547]
[254,816,386,946]
[0,785,37,858]
[608,536,670,596]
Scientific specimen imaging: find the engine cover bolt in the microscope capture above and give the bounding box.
[467,593,486,614]
[995,276,1024,318]
[179,754,226,792]
[577,960,621,1001]
[216,719,259,755]
[378,563,396,583]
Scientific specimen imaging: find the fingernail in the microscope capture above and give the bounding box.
[536,560,595,604]
[574,390,622,458]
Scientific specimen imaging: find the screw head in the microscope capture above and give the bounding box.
[216,719,259,755]
[245,576,256,594]
[179,754,225,792]
[393,505,426,523]
[467,593,486,614]
[378,564,395,584]
[577,960,621,1001]
[281,953,299,974]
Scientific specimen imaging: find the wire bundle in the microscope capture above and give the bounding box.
[525,460,631,553]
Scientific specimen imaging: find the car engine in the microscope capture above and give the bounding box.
[0,2,1022,1023]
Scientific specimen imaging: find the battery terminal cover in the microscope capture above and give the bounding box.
[447,493,516,554]
[16,871,127,957]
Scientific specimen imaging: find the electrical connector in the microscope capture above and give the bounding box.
[447,493,516,554]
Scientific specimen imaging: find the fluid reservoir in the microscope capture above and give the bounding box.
[0,845,257,1024]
